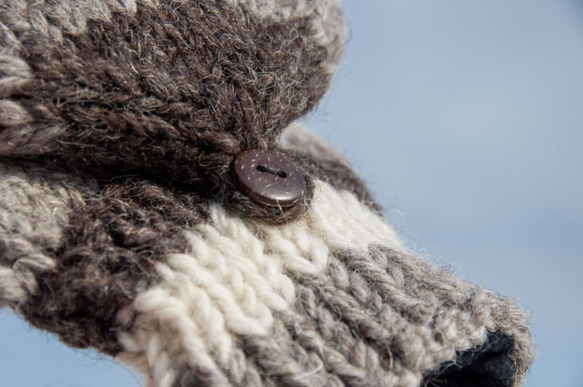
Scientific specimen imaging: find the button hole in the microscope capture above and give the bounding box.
[257,164,287,178]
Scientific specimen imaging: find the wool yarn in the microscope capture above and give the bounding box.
[0,1,533,386]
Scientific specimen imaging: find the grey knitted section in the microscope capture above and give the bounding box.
[163,244,533,386]
[242,247,532,386]
[0,161,92,308]
[19,173,208,355]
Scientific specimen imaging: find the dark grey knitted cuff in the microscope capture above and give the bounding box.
[0,1,533,386]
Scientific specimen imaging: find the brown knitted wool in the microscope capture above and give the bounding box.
[0,1,533,386]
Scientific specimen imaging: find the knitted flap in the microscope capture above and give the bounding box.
[0,1,533,386]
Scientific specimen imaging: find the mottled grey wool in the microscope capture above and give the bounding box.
[0,1,533,386]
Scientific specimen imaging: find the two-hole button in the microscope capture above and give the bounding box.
[233,149,306,207]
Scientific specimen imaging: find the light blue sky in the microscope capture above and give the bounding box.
[1,1,582,386]
[310,1,583,386]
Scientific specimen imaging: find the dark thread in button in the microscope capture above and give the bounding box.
[233,149,306,207]
[256,164,287,178]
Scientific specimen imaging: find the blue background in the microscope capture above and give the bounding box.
[1,1,582,385]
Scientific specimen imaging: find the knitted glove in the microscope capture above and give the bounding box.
[0,1,533,386]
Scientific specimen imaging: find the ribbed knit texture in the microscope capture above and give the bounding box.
[0,1,533,386]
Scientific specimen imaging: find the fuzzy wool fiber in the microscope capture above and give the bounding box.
[0,1,533,386]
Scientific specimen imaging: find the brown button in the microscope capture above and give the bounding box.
[233,149,306,207]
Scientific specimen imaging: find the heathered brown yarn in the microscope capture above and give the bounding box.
[0,160,91,308]
[20,176,209,354]
[0,0,342,223]
[0,1,534,386]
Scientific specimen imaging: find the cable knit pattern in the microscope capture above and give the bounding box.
[0,0,533,386]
